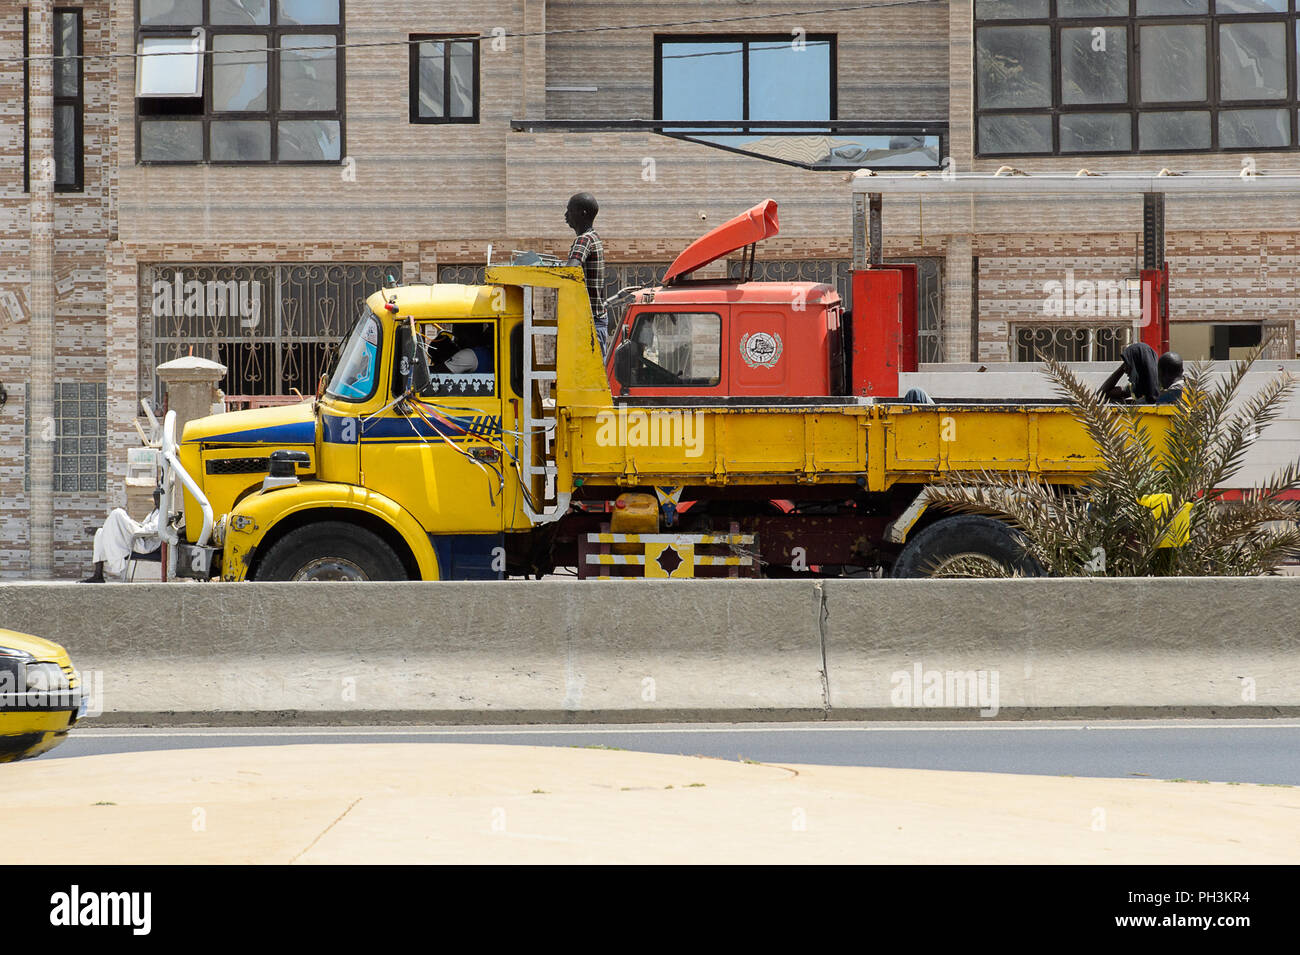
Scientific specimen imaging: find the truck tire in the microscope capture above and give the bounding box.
[891,514,1043,579]
[253,521,408,581]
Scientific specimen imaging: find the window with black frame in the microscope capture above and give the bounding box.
[655,34,835,129]
[23,8,83,192]
[419,321,496,397]
[627,313,722,387]
[409,35,479,124]
[975,0,1300,155]
[135,0,344,164]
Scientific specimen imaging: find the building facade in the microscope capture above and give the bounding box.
[4,0,1300,577]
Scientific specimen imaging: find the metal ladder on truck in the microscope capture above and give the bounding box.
[519,286,569,523]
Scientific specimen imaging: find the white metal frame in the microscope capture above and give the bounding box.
[519,286,570,524]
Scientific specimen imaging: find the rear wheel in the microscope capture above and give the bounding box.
[253,521,408,581]
[891,514,1042,579]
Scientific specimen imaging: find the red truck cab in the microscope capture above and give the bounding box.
[606,280,845,399]
[606,200,846,399]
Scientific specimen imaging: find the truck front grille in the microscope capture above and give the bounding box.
[206,457,270,475]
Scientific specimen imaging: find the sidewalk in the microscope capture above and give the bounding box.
[1,744,1295,863]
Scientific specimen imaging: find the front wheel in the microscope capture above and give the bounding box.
[891,514,1043,579]
[252,521,408,581]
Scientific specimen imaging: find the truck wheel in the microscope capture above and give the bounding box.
[253,521,408,581]
[891,514,1042,579]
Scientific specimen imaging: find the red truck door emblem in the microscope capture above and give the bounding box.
[740,332,783,369]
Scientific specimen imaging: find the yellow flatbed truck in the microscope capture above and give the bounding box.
[160,200,1167,581]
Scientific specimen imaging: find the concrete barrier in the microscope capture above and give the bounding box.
[0,581,828,723]
[1,578,1297,723]
[822,577,1300,719]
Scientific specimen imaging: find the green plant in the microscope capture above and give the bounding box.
[922,350,1300,576]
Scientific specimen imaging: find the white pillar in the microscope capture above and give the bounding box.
[942,235,973,363]
[28,0,55,578]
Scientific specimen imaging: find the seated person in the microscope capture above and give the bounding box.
[81,489,161,583]
[434,324,494,375]
[1098,342,1159,403]
[1156,351,1185,405]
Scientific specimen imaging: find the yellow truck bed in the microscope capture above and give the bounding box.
[560,401,1165,491]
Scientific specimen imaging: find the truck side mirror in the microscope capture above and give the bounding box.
[612,340,635,395]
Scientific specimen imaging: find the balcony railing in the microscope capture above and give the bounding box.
[510,119,948,171]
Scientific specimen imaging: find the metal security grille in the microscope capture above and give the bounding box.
[140,263,399,406]
[1012,324,1133,362]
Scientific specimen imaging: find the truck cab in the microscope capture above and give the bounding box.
[604,199,846,400]
[173,281,532,581]
[606,282,844,399]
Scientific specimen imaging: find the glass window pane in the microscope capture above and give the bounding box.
[54,12,78,97]
[1219,108,1290,148]
[139,0,202,25]
[278,119,341,160]
[1062,27,1126,105]
[975,0,1048,18]
[139,120,203,161]
[1137,0,1207,13]
[213,35,268,111]
[978,113,1052,153]
[1058,0,1128,14]
[1060,112,1132,151]
[448,41,476,118]
[54,104,76,184]
[1219,22,1287,102]
[281,35,337,111]
[210,120,271,161]
[136,36,205,97]
[1140,25,1206,103]
[660,42,744,122]
[629,314,721,386]
[748,39,832,122]
[211,0,271,25]
[1138,110,1210,150]
[278,0,340,25]
[1217,0,1286,10]
[418,42,446,118]
[976,27,1051,109]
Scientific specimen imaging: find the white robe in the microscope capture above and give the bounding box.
[92,508,160,577]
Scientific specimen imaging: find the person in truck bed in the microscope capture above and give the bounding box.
[1099,342,1160,403]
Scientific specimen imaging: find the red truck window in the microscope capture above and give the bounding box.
[627,312,722,387]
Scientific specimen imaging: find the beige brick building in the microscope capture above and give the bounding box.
[5,0,1300,577]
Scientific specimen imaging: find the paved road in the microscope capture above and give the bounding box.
[45,720,1300,785]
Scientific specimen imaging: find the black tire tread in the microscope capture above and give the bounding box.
[892,513,1042,579]
[253,520,407,581]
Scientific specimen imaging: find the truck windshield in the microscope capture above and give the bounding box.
[327,310,381,401]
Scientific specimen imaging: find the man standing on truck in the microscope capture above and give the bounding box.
[564,192,608,354]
